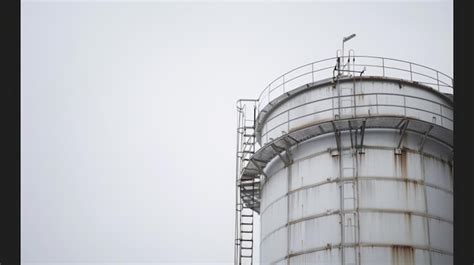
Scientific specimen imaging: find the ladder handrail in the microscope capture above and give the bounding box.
[235,100,259,265]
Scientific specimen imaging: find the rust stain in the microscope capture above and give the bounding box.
[394,151,399,176]
[448,160,454,176]
[394,149,408,177]
[404,212,413,241]
[400,149,408,179]
[394,149,410,200]
[325,243,332,251]
[448,160,454,189]
[391,245,415,265]
[357,93,365,104]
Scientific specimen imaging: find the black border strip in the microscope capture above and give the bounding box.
[454,0,474,264]
[0,0,20,264]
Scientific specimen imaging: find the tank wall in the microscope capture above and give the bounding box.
[259,129,453,265]
[259,79,453,146]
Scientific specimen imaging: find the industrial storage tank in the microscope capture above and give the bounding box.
[235,54,453,265]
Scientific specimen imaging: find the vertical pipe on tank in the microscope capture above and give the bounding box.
[355,134,361,265]
[286,165,291,265]
[336,130,345,265]
[420,151,433,265]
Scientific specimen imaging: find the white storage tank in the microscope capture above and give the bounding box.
[236,56,453,265]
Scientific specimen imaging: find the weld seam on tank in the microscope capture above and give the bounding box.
[260,209,452,245]
[265,243,452,265]
[259,129,452,172]
[261,144,451,186]
[259,116,453,151]
[260,176,452,216]
[287,145,452,173]
[259,80,453,128]
[256,65,453,265]
[283,243,453,260]
[421,149,434,265]
[262,102,453,138]
[262,126,453,154]
[262,91,452,129]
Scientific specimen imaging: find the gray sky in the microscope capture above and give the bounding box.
[21,1,452,264]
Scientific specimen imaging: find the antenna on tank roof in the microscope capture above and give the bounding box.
[337,33,357,76]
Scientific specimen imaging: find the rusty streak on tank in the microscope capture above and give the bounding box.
[391,245,415,265]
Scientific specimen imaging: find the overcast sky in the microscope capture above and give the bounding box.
[21,1,452,264]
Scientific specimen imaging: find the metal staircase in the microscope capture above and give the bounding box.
[235,99,259,265]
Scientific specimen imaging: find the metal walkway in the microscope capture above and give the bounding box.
[239,114,452,214]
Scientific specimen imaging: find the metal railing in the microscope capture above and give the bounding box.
[257,56,453,113]
[260,91,453,145]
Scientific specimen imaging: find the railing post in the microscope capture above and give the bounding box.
[409,63,413,81]
[376,94,379,114]
[440,104,443,127]
[436,71,440,92]
[283,75,285,93]
[403,95,407,117]
[382,58,385,77]
[287,110,290,134]
[268,85,270,104]
[312,63,314,83]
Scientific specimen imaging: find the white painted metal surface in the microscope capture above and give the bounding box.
[258,78,453,147]
[257,76,453,264]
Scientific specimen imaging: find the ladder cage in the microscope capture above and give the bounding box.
[235,99,259,265]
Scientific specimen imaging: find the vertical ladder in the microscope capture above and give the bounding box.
[340,146,359,265]
[235,100,258,265]
[334,55,359,265]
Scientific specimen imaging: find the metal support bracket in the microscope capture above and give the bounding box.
[282,138,294,165]
[418,125,434,152]
[395,119,409,153]
[358,120,366,153]
[271,143,291,167]
[250,159,268,179]
[331,121,342,153]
